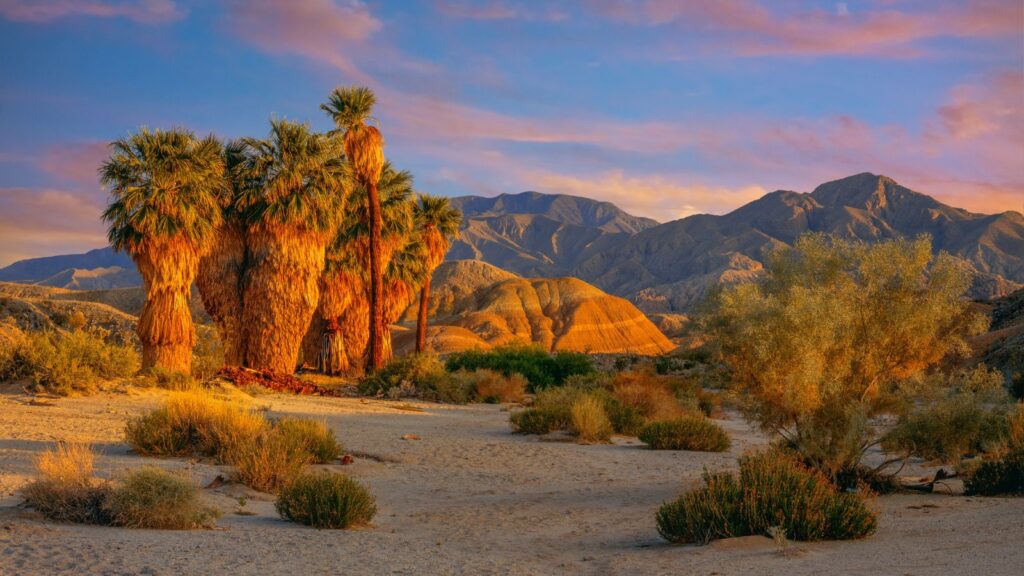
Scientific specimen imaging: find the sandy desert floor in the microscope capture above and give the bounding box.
[0,386,1022,576]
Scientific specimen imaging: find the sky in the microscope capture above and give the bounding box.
[0,0,1022,266]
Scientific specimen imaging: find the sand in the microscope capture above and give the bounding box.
[0,386,1022,576]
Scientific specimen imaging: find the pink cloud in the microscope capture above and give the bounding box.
[38,141,109,193]
[0,187,107,266]
[595,0,1023,57]
[221,0,381,82]
[0,0,185,24]
[435,1,567,21]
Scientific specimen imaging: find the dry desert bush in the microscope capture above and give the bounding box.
[105,467,220,529]
[656,450,877,545]
[639,417,730,452]
[126,391,342,492]
[23,442,112,524]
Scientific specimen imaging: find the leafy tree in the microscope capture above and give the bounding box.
[706,234,987,485]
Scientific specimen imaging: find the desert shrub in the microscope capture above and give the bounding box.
[0,327,138,395]
[640,417,730,452]
[105,467,219,529]
[459,369,527,403]
[510,406,571,435]
[359,353,468,402]
[276,471,377,529]
[611,371,689,422]
[603,395,646,436]
[964,450,1024,496]
[22,442,112,524]
[125,392,267,458]
[570,395,613,443]
[563,371,612,391]
[706,235,987,485]
[445,344,594,391]
[134,367,196,390]
[1010,403,1024,451]
[882,398,1010,463]
[273,417,342,464]
[227,428,312,493]
[656,451,877,545]
[656,471,742,544]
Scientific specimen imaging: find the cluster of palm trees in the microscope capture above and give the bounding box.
[100,87,462,376]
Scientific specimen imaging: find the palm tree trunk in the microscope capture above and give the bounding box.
[135,239,199,374]
[367,180,385,371]
[242,223,327,373]
[196,220,246,366]
[416,277,431,353]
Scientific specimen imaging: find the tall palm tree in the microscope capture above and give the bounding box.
[321,86,387,370]
[307,163,414,374]
[412,195,462,353]
[100,127,225,373]
[195,140,247,366]
[234,119,347,373]
[382,238,429,362]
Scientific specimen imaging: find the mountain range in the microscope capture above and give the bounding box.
[2,173,1021,313]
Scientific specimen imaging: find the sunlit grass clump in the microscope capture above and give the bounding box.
[125,391,343,492]
[276,471,377,529]
[570,395,613,443]
[22,442,112,525]
[656,451,877,545]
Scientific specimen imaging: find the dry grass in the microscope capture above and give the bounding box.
[227,429,313,493]
[125,391,267,458]
[106,467,220,529]
[35,442,95,485]
[467,369,527,403]
[1010,402,1024,451]
[22,442,111,524]
[570,395,613,444]
[611,371,688,422]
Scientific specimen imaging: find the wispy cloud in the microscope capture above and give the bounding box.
[595,0,1023,58]
[435,1,567,22]
[221,0,381,82]
[0,187,108,266]
[0,0,185,24]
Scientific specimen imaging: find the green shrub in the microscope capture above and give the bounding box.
[510,406,571,435]
[964,450,1024,496]
[603,396,646,436]
[0,327,138,395]
[445,344,594,391]
[640,417,730,452]
[570,395,613,443]
[105,467,219,529]
[656,451,877,545]
[882,398,1010,463]
[656,471,742,544]
[359,353,469,402]
[276,472,377,529]
[273,418,342,464]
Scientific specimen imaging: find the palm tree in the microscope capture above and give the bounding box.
[234,119,347,373]
[100,127,225,373]
[412,195,462,353]
[195,140,247,366]
[321,86,387,371]
[307,163,414,374]
[382,238,429,362]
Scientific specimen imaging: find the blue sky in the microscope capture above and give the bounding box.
[0,0,1022,265]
